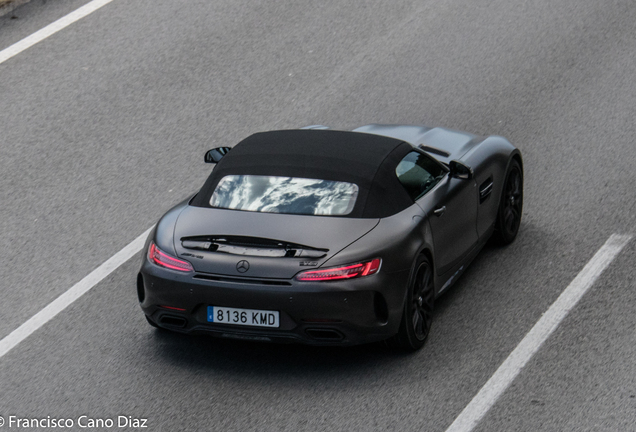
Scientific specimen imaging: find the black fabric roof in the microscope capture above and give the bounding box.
[191,129,415,218]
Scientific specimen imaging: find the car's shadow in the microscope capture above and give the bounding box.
[149,327,417,379]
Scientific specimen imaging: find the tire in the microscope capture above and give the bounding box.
[493,159,523,245]
[389,254,435,351]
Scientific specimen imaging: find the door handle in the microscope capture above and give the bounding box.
[433,206,446,217]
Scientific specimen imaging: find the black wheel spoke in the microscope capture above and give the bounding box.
[500,168,522,236]
[413,310,421,332]
[505,208,518,232]
[494,160,522,245]
[411,262,433,341]
[416,312,425,335]
[393,256,435,349]
[504,207,513,224]
[512,173,521,195]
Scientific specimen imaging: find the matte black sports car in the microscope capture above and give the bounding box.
[137,125,522,350]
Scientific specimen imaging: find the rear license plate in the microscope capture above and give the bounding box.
[207,306,280,328]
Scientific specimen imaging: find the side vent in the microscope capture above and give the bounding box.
[479,176,494,204]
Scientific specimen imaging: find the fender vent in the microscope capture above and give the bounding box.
[479,176,494,203]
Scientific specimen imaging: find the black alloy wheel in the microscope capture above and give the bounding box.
[390,255,435,350]
[494,159,523,245]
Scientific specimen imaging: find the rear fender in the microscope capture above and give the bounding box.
[321,204,437,318]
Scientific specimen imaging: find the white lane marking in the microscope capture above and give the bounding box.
[0,0,115,65]
[445,233,633,432]
[0,227,153,360]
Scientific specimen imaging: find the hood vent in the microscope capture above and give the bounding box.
[181,236,328,258]
[419,144,450,158]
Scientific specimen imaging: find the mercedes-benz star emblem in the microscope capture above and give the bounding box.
[236,260,250,273]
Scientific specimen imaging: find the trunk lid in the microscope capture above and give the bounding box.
[173,206,379,279]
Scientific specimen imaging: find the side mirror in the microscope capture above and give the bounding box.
[204,147,231,164]
[449,160,473,180]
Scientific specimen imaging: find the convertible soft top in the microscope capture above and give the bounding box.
[191,129,415,218]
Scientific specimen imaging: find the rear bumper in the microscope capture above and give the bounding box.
[138,260,410,346]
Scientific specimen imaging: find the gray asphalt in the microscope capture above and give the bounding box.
[1,0,635,431]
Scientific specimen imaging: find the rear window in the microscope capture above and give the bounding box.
[210,175,359,216]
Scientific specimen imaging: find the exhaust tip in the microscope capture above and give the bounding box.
[159,315,187,328]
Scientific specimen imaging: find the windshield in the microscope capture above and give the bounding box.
[210,175,359,216]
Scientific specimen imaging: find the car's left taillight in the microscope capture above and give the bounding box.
[148,242,194,272]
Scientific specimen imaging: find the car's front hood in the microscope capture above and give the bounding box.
[173,206,379,279]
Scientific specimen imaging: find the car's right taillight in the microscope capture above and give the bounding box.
[148,242,194,272]
[295,258,381,281]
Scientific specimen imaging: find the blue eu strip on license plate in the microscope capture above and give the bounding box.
[207,306,280,328]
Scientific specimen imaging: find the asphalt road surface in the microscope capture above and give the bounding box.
[1,0,635,431]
